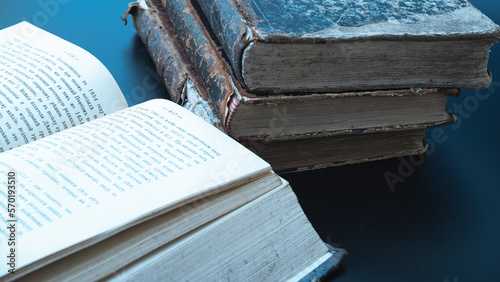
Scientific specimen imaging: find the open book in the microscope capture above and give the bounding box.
[0,22,346,280]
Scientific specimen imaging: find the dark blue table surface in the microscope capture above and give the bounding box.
[2,1,499,281]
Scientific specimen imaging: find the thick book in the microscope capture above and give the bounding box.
[0,22,346,281]
[174,0,500,93]
[127,0,455,172]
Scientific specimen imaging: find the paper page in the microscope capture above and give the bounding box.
[0,22,128,153]
[0,99,270,278]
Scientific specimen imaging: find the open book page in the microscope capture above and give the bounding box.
[0,22,128,153]
[15,174,281,281]
[0,99,270,277]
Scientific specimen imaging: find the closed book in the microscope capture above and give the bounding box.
[173,0,500,93]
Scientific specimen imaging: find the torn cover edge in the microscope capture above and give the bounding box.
[124,0,223,130]
[161,0,236,130]
[182,79,221,127]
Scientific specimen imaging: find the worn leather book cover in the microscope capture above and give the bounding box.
[125,0,223,130]
[171,0,500,93]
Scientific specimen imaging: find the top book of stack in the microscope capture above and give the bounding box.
[190,0,500,94]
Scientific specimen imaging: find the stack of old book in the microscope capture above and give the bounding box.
[127,0,500,172]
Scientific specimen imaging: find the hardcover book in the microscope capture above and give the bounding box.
[177,0,500,93]
[0,22,346,281]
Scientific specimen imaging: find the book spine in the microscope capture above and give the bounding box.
[160,0,240,128]
[127,0,222,129]
[126,1,190,104]
[190,0,256,81]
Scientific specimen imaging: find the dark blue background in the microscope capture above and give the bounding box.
[1,1,499,281]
